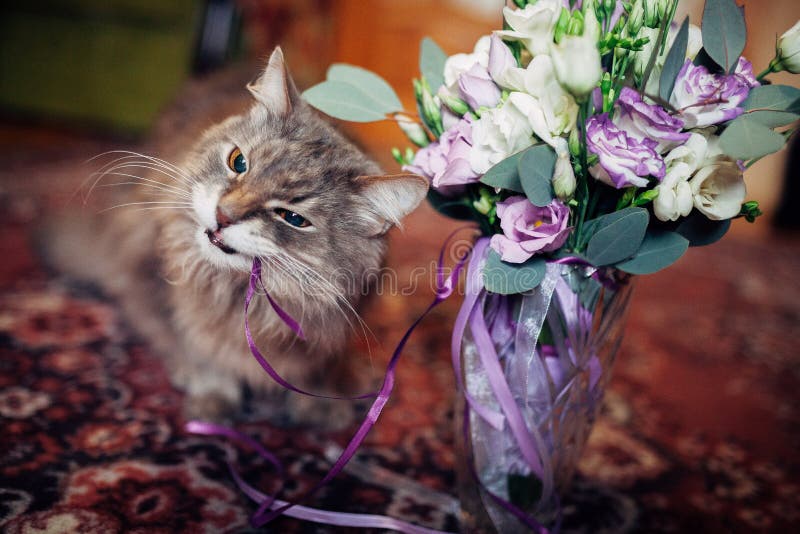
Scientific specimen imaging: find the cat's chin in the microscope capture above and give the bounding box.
[194,228,252,272]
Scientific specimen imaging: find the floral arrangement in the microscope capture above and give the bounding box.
[304,0,800,294]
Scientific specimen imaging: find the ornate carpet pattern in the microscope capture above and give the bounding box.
[1,140,799,533]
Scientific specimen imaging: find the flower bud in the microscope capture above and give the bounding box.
[554,8,570,44]
[439,92,470,117]
[643,0,660,29]
[391,147,403,165]
[394,113,430,147]
[553,150,577,200]
[777,20,800,74]
[627,1,644,35]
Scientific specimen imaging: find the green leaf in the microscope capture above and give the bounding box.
[483,250,547,295]
[302,81,389,122]
[327,64,402,113]
[616,230,689,275]
[676,211,731,246]
[518,144,556,207]
[702,0,746,73]
[420,37,448,91]
[479,150,527,193]
[659,17,690,102]
[426,190,475,221]
[742,85,800,128]
[719,116,786,160]
[585,208,649,266]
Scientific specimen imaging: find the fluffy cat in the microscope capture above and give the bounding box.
[42,48,428,424]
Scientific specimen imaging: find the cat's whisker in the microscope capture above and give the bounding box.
[89,150,194,183]
[88,163,193,198]
[93,176,192,200]
[99,161,195,190]
[98,201,192,214]
[274,252,374,347]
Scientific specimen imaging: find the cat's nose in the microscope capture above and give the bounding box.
[215,206,234,229]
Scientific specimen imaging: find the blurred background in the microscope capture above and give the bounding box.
[1,1,799,532]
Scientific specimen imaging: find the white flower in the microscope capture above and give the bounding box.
[508,55,579,145]
[689,161,746,220]
[777,20,800,74]
[664,132,708,172]
[549,15,603,98]
[443,35,491,93]
[653,162,694,221]
[469,97,534,174]
[495,0,562,57]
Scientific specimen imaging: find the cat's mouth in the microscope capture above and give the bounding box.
[205,229,238,255]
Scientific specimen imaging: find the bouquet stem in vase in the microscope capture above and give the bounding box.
[454,239,633,532]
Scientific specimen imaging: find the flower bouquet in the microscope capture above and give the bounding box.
[302,0,800,530]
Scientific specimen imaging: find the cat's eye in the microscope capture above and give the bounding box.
[227,147,247,173]
[274,208,311,228]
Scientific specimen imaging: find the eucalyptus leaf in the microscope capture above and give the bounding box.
[585,208,649,266]
[518,144,556,207]
[483,250,547,295]
[327,64,402,113]
[719,116,785,160]
[426,189,475,221]
[676,211,731,246]
[616,230,689,275]
[701,0,746,73]
[583,207,646,243]
[420,37,448,91]
[742,85,800,127]
[302,81,389,122]
[659,17,690,102]
[480,150,527,193]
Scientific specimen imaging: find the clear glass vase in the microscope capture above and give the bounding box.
[455,263,634,533]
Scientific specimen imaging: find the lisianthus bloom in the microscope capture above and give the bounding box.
[587,114,666,188]
[490,196,571,263]
[495,0,562,57]
[689,161,746,220]
[457,64,501,111]
[671,58,759,128]
[777,20,800,74]
[443,35,491,95]
[469,97,535,174]
[506,55,578,145]
[615,87,690,153]
[403,116,478,192]
[654,133,708,221]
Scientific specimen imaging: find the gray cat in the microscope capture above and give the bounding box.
[42,48,428,425]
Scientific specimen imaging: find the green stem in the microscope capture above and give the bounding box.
[757,58,781,81]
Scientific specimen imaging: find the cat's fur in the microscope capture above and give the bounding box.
[42,48,428,424]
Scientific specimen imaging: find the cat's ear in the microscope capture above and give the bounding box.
[247,46,300,116]
[357,174,429,235]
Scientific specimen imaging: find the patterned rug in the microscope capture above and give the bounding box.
[1,133,799,533]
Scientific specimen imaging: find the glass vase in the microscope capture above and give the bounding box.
[455,263,634,533]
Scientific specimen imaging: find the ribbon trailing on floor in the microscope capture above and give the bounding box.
[187,229,469,533]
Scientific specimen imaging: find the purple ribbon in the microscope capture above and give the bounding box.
[188,229,470,532]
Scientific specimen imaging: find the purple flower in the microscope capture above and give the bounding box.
[488,34,517,86]
[458,64,502,111]
[670,58,760,128]
[587,114,666,189]
[489,196,571,263]
[615,87,690,152]
[403,117,478,193]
